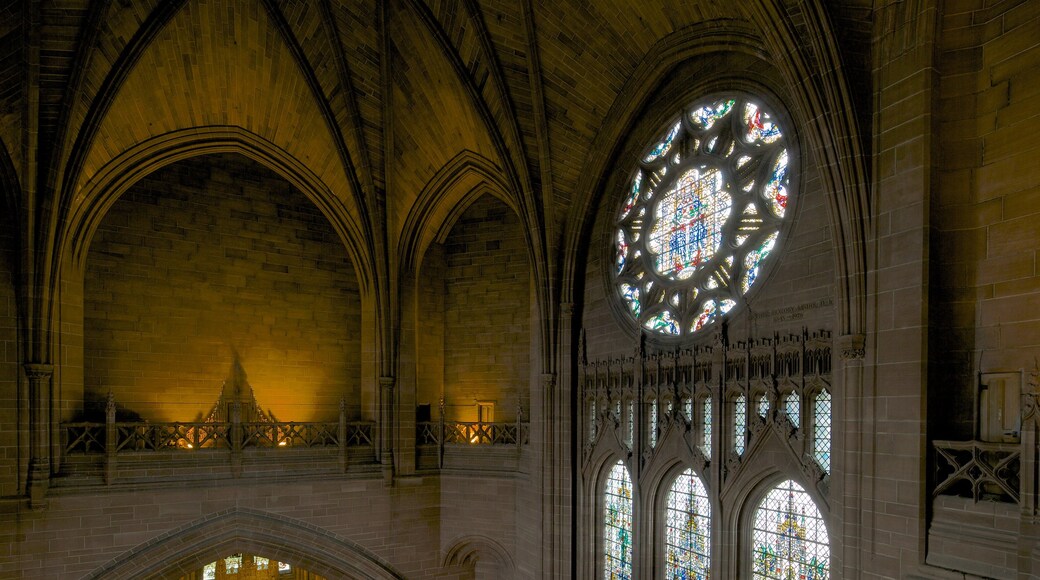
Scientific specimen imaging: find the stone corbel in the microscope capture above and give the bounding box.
[837,333,865,361]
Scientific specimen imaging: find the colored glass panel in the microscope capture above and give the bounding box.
[627,400,635,449]
[814,391,831,472]
[254,557,269,570]
[734,394,747,455]
[752,480,829,580]
[589,399,598,441]
[765,150,789,218]
[648,169,730,280]
[743,102,782,144]
[278,562,292,572]
[620,284,641,317]
[665,469,712,580]
[742,232,778,293]
[612,95,791,338]
[225,555,242,574]
[758,394,769,418]
[604,461,634,580]
[645,310,680,335]
[645,121,682,162]
[203,563,216,580]
[690,99,735,129]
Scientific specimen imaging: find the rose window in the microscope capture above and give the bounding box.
[612,95,792,338]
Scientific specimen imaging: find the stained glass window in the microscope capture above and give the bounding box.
[613,94,792,338]
[734,394,747,455]
[604,461,634,580]
[702,397,712,457]
[813,390,831,472]
[757,393,769,418]
[684,397,693,423]
[254,557,269,570]
[752,480,829,580]
[784,392,800,429]
[278,561,292,573]
[665,469,711,579]
[225,555,242,574]
[203,562,216,580]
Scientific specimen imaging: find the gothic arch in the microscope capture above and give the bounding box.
[84,507,405,580]
[59,125,372,291]
[443,534,517,579]
[398,149,518,276]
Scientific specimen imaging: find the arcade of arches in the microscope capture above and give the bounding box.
[0,1,1039,579]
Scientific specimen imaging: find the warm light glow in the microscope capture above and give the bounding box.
[278,440,288,447]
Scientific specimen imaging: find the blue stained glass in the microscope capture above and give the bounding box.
[604,461,634,580]
[615,230,628,273]
[645,310,680,335]
[665,468,712,580]
[620,284,641,317]
[648,168,730,280]
[645,121,683,163]
[752,480,829,580]
[742,232,778,293]
[765,151,789,218]
[813,391,831,472]
[690,99,736,130]
[743,102,783,144]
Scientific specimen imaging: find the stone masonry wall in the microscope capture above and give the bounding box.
[83,154,362,423]
[440,194,530,423]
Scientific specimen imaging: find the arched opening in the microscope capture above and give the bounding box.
[416,192,531,431]
[750,479,829,580]
[79,153,362,424]
[178,552,324,579]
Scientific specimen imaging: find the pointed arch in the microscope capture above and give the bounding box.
[59,126,372,292]
[84,507,405,580]
[443,534,517,579]
[398,149,517,276]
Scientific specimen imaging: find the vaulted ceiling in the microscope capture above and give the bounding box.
[0,0,874,286]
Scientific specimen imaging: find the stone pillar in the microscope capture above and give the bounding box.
[24,363,53,509]
[379,376,395,485]
[540,371,557,579]
[836,332,865,577]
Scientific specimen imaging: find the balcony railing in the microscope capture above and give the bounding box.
[417,421,529,446]
[63,420,375,454]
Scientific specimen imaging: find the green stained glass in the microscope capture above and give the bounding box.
[752,480,829,580]
[604,461,633,580]
[690,99,735,130]
[645,121,682,162]
[665,468,712,580]
[645,310,680,335]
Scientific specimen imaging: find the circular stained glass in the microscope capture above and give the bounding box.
[612,95,793,338]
